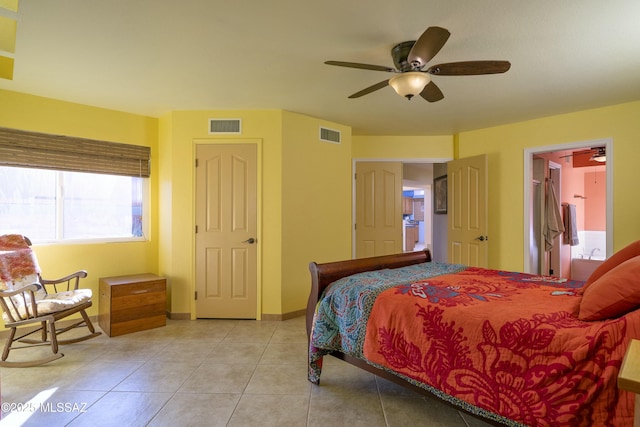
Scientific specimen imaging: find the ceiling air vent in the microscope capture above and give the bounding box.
[209,119,242,134]
[319,127,341,144]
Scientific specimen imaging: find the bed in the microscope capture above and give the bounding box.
[306,245,640,426]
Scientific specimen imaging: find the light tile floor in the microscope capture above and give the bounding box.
[0,317,495,426]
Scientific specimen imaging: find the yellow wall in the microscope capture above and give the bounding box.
[4,87,640,324]
[157,113,175,311]
[0,89,159,325]
[457,100,640,271]
[161,109,352,318]
[352,135,454,159]
[281,112,352,313]
[0,91,353,324]
[159,109,283,318]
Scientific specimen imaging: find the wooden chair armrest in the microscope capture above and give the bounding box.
[0,283,41,321]
[40,270,88,292]
[0,283,41,298]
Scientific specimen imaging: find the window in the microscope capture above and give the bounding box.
[0,126,150,243]
[0,166,145,242]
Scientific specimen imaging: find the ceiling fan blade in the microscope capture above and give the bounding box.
[407,26,451,69]
[348,80,390,98]
[559,148,598,159]
[325,61,396,73]
[427,60,511,75]
[420,81,444,102]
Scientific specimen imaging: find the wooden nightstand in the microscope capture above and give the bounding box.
[98,273,166,337]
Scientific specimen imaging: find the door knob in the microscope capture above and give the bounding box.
[475,235,488,241]
[243,238,256,244]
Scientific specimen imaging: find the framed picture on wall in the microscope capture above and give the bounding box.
[434,175,447,214]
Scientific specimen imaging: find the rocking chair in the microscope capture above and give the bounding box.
[0,234,101,367]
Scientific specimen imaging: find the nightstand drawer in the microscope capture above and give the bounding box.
[111,280,165,297]
[99,274,167,337]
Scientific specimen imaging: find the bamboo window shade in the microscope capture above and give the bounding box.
[0,127,150,177]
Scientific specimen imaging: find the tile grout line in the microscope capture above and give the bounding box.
[226,321,278,426]
[375,376,392,427]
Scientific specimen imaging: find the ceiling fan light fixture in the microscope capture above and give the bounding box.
[590,147,606,162]
[389,72,431,100]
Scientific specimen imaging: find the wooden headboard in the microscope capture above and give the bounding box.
[306,249,431,337]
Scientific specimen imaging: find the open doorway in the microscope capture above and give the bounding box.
[523,138,613,279]
[402,185,431,252]
[352,159,451,260]
[403,163,435,255]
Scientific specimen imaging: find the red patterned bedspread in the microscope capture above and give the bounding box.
[360,267,640,426]
[364,268,640,426]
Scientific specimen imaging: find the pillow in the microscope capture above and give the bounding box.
[580,240,640,294]
[579,255,640,321]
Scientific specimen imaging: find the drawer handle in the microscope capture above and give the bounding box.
[130,290,149,294]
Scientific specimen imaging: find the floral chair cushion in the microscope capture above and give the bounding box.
[2,285,92,323]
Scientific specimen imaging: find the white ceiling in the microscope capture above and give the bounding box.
[2,0,640,135]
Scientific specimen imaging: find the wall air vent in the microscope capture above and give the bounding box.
[319,127,341,144]
[209,119,242,134]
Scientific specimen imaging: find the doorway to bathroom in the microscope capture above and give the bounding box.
[524,138,613,279]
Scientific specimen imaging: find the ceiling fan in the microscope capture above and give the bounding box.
[559,147,607,162]
[325,26,511,101]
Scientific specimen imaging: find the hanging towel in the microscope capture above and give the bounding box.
[544,180,565,252]
[563,204,579,246]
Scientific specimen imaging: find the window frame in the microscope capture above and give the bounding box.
[0,127,151,244]
[0,166,150,244]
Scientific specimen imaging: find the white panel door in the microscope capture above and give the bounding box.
[195,144,257,318]
[448,155,488,267]
[355,162,403,258]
